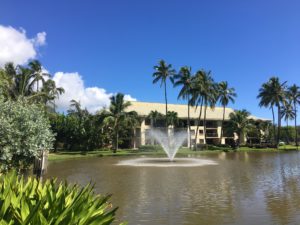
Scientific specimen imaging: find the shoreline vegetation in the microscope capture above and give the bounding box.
[48,145,299,161]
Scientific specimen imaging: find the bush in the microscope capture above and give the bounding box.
[0,100,54,172]
[0,171,121,225]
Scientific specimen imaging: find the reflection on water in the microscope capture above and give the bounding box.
[45,152,300,225]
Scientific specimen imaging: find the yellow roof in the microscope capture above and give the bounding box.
[126,101,234,120]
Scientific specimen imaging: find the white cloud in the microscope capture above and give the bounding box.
[34,32,46,46]
[0,25,46,66]
[53,72,136,113]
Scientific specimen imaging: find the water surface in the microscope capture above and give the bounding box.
[45,152,300,225]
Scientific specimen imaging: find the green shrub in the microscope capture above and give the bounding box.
[0,171,122,225]
[0,99,54,172]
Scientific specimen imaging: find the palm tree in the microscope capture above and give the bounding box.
[104,93,133,152]
[68,99,89,118]
[2,62,44,102]
[257,81,276,145]
[148,110,163,127]
[227,109,251,148]
[28,60,50,92]
[173,66,193,148]
[189,70,206,149]
[42,79,65,111]
[218,81,237,144]
[257,77,287,147]
[166,111,179,127]
[197,71,215,146]
[152,60,176,129]
[281,101,295,144]
[287,84,300,147]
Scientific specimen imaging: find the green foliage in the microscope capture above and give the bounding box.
[0,171,120,225]
[0,61,64,110]
[0,99,54,172]
[50,95,139,151]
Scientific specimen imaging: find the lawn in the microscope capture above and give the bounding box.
[48,145,299,161]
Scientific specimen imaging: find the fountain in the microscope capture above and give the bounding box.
[117,129,217,167]
[150,129,187,161]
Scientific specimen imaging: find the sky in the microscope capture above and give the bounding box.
[1,0,300,121]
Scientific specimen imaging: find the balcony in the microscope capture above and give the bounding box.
[206,129,219,138]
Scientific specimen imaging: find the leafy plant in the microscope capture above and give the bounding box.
[0,171,122,225]
[0,99,54,172]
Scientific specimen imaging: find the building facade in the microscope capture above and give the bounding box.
[126,101,263,148]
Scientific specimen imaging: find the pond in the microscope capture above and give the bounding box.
[45,151,300,225]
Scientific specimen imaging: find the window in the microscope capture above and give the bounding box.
[199,129,204,135]
[190,120,195,126]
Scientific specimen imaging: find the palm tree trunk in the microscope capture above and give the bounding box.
[294,103,298,148]
[187,96,191,149]
[194,98,203,150]
[286,120,289,144]
[220,105,226,145]
[164,81,168,131]
[277,105,281,148]
[204,104,207,148]
[271,106,276,146]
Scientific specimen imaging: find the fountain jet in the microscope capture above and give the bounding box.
[150,129,187,161]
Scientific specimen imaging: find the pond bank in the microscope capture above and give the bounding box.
[48,145,298,161]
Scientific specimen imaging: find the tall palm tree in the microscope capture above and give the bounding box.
[281,101,295,144]
[198,71,216,146]
[190,70,205,149]
[203,82,218,145]
[173,66,193,148]
[218,81,237,144]
[257,77,287,147]
[152,60,176,129]
[227,109,251,147]
[257,81,276,144]
[104,93,133,152]
[287,84,300,147]
[28,60,50,92]
[42,79,65,111]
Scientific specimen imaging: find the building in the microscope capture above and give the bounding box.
[126,101,265,148]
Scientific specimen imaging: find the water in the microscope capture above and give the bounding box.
[150,129,187,161]
[45,151,300,225]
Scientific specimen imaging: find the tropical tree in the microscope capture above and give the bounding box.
[173,66,193,148]
[104,93,136,152]
[287,84,300,146]
[41,79,65,110]
[227,109,251,147]
[0,61,64,106]
[166,111,179,127]
[152,60,176,129]
[203,81,218,145]
[257,77,287,147]
[28,60,50,92]
[218,81,237,144]
[190,70,205,149]
[147,110,164,127]
[192,70,216,147]
[281,101,295,144]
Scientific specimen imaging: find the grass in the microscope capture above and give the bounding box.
[48,145,299,162]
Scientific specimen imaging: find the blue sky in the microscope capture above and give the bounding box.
[1,0,300,121]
